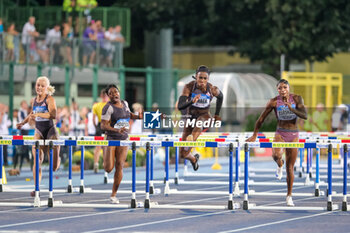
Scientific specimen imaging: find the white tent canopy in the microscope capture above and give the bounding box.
[177,73,278,123]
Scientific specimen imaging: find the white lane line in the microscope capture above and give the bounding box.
[0,209,131,229]
[218,211,336,233]
[84,210,232,233]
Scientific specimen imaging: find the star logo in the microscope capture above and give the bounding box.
[143,110,162,129]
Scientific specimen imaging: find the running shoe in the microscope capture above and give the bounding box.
[286,195,295,206]
[94,163,99,174]
[30,191,40,197]
[191,154,200,171]
[110,196,120,204]
[276,165,283,180]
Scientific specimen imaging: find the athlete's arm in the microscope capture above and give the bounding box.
[287,95,307,120]
[211,86,223,117]
[178,84,198,110]
[246,99,275,142]
[100,104,125,133]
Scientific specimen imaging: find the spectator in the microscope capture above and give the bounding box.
[82,22,97,67]
[0,18,4,60]
[0,104,9,166]
[46,24,61,64]
[36,38,49,64]
[61,22,73,65]
[310,103,329,132]
[104,27,117,67]
[77,0,98,24]
[13,108,31,172]
[69,99,83,136]
[332,104,348,132]
[114,25,125,43]
[85,107,98,136]
[0,18,3,34]
[21,16,39,63]
[5,23,19,62]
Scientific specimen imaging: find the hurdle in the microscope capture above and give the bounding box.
[143,141,241,210]
[242,142,339,211]
[0,139,59,207]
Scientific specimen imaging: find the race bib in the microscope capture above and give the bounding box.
[277,104,297,121]
[33,106,49,122]
[191,93,210,108]
[114,118,130,129]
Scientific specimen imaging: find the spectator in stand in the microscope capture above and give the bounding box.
[310,103,329,132]
[77,0,98,24]
[95,20,107,66]
[82,22,97,67]
[332,104,348,132]
[114,25,125,44]
[0,104,9,166]
[61,22,73,65]
[46,24,62,65]
[0,18,3,34]
[104,27,116,67]
[22,16,39,63]
[70,99,83,136]
[5,23,19,62]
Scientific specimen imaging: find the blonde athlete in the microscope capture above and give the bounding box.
[17,76,60,197]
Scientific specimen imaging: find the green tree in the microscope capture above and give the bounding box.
[115,0,350,74]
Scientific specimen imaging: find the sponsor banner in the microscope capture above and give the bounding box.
[77,140,108,146]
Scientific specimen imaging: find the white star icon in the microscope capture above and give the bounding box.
[151,110,162,122]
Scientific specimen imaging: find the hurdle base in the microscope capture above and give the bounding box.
[0,184,2,192]
[164,177,166,184]
[309,172,313,178]
[131,199,136,208]
[67,185,73,193]
[228,200,233,210]
[315,188,320,197]
[174,177,178,185]
[327,201,333,211]
[79,185,84,194]
[150,186,154,195]
[243,200,249,210]
[342,201,348,211]
[298,172,302,178]
[104,177,108,184]
[48,197,54,207]
[34,197,41,207]
[144,199,150,209]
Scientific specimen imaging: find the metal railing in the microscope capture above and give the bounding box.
[0,33,123,68]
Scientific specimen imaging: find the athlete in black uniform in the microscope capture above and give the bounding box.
[177,65,223,171]
[17,76,60,197]
[101,84,143,203]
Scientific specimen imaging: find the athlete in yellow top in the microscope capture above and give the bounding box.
[92,89,109,173]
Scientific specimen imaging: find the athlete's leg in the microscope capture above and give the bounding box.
[286,137,299,196]
[32,133,44,187]
[111,146,128,197]
[273,133,285,167]
[103,146,116,173]
[179,126,197,164]
[47,127,61,171]
[191,113,211,141]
